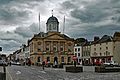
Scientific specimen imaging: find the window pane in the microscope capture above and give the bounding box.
[68,57,71,62]
[61,57,64,62]
[78,48,80,51]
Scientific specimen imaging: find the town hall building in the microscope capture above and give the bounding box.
[28,15,74,66]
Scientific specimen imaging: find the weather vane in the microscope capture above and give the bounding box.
[52,10,53,16]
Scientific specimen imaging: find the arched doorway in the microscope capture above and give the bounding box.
[54,57,58,63]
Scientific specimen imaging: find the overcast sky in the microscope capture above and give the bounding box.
[0,0,120,55]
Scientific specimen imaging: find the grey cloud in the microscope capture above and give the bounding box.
[61,1,76,10]
[67,24,120,40]
[0,31,26,43]
[59,0,120,40]
[0,39,21,52]
[1,0,120,55]
[0,7,31,25]
[0,0,46,25]
[71,8,109,23]
[14,23,39,38]
[0,0,13,5]
[0,0,45,4]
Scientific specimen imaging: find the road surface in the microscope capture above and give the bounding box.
[6,65,120,80]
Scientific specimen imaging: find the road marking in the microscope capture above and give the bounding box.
[37,75,45,79]
[16,71,21,75]
[38,70,46,73]
[6,67,13,80]
[31,68,35,70]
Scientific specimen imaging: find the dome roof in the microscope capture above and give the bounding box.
[47,15,59,23]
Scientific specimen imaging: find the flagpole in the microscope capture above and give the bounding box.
[39,12,40,32]
[63,16,65,34]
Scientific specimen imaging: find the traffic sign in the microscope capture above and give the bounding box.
[72,56,77,60]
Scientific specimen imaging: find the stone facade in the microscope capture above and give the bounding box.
[113,32,120,64]
[28,15,74,65]
[91,35,114,65]
[82,42,91,65]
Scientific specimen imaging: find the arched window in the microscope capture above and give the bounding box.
[47,57,50,62]
[61,57,64,63]
[49,24,51,30]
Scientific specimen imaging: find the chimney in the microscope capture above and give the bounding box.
[94,36,99,41]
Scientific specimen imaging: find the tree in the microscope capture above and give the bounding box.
[75,38,87,44]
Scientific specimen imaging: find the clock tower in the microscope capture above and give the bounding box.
[46,15,59,32]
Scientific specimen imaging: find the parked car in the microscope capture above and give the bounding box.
[11,61,21,66]
[103,61,119,67]
[0,60,8,66]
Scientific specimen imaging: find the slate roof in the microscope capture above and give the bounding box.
[46,15,59,23]
[91,35,113,44]
[99,35,113,43]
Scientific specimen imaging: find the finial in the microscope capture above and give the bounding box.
[52,10,53,16]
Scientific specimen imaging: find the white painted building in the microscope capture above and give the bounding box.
[24,45,30,59]
[74,44,83,64]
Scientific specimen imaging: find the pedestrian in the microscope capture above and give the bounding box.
[9,61,11,66]
[42,61,45,70]
[28,59,31,66]
[54,61,57,68]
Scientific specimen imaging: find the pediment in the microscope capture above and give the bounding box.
[44,34,65,40]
